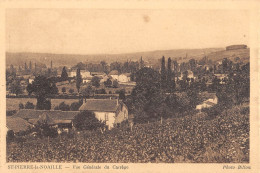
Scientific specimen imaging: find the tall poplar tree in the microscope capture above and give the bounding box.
[76,68,82,94]
[161,56,167,89]
[167,57,175,92]
[61,66,68,81]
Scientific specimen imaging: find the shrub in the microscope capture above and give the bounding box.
[6,130,14,142]
[19,103,24,109]
[70,100,83,111]
[73,111,106,131]
[25,101,35,109]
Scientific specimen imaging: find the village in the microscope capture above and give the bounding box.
[6,44,250,163]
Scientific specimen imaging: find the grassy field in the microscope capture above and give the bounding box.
[6,98,79,111]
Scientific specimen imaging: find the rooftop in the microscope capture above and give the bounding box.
[7,116,32,133]
[79,99,122,112]
[13,109,80,120]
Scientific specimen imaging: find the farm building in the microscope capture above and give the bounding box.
[108,70,119,81]
[79,99,128,129]
[118,73,131,83]
[13,110,80,132]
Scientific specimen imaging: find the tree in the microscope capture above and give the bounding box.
[100,61,108,73]
[76,68,82,93]
[25,101,35,109]
[33,121,58,138]
[69,88,74,95]
[129,67,163,123]
[19,103,24,109]
[104,78,112,88]
[61,66,68,81]
[82,85,93,99]
[10,80,23,96]
[112,80,119,88]
[29,76,58,110]
[140,56,145,69]
[62,87,66,94]
[70,100,83,111]
[167,57,175,92]
[119,89,126,100]
[161,56,167,89]
[57,102,70,111]
[29,61,32,71]
[73,111,106,131]
[26,83,34,96]
[91,76,100,88]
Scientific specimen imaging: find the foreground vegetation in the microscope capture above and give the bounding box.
[7,104,249,163]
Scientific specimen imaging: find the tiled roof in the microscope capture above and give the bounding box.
[28,119,72,125]
[6,117,32,133]
[13,109,79,120]
[79,99,121,112]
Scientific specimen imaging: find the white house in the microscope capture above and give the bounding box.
[81,71,92,78]
[79,99,128,130]
[118,73,131,83]
[28,77,35,84]
[68,71,77,78]
[109,70,119,81]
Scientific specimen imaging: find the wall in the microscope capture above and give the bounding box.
[94,111,116,130]
[115,104,128,124]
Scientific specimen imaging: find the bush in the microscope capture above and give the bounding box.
[25,101,35,109]
[70,100,83,111]
[73,111,106,131]
[33,121,58,138]
[6,130,14,142]
[56,102,70,111]
[69,88,74,94]
[6,110,17,116]
[19,103,24,109]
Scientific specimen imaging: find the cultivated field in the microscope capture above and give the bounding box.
[7,105,249,163]
[6,98,79,111]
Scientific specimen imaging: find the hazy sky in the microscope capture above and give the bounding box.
[6,9,249,54]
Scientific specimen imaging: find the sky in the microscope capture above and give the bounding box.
[6,9,249,54]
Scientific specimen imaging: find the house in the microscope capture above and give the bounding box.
[118,73,131,83]
[68,71,77,78]
[13,109,80,132]
[83,77,93,84]
[6,116,33,134]
[28,76,35,84]
[108,70,119,81]
[79,99,128,130]
[81,71,92,78]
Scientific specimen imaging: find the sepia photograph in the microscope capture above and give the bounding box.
[1,2,258,170]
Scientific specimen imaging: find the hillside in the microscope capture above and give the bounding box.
[7,104,249,163]
[6,48,223,67]
[207,48,250,63]
[6,47,249,68]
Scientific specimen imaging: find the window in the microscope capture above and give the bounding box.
[105,113,109,121]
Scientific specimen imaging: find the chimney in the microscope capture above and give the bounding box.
[117,99,119,105]
[110,97,111,100]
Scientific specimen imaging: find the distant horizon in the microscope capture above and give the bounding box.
[6,46,230,56]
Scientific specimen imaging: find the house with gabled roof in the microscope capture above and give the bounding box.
[79,99,128,129]
[13,109,80,131]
